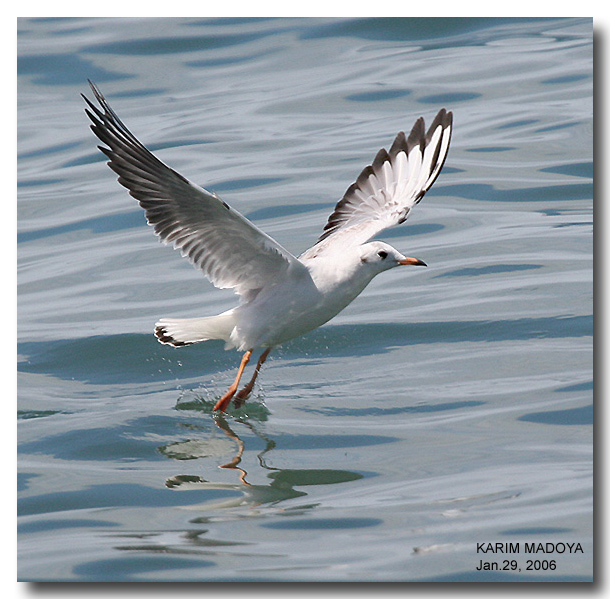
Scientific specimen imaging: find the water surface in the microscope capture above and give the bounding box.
[18,17,593,582]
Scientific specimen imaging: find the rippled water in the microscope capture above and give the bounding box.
[18,17,593,582]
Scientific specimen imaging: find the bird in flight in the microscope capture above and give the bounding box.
[83,81,452,412]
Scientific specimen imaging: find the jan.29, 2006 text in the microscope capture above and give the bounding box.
[475,542,583,572]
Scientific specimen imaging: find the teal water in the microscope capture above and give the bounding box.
[18,17,593,582]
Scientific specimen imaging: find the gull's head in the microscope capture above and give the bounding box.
[358,241,427,274]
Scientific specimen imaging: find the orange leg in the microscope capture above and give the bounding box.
[234,348,272,407]
[213,349,253,412]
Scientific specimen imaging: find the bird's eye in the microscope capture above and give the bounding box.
[377,250,388,260]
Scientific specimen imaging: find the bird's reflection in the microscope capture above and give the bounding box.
[111,408,364,559]
[161,410,362,511]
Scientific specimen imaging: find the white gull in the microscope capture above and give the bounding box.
[83,81,453,412]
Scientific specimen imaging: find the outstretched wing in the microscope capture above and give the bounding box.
[83,81,306,299]
[302,109,452,258]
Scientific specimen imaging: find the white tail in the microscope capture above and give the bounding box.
[155,310,236,347]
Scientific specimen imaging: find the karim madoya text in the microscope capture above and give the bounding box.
[477,542,583,554]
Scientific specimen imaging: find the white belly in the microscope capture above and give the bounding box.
[228,253,377,350]
[231,272,369,349]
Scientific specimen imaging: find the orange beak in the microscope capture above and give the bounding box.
[398,256,427,267]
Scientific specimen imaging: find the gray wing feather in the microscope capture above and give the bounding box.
[303,109,452,257]
[83,81,304,297]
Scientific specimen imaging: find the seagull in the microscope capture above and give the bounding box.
[83,81,453,412]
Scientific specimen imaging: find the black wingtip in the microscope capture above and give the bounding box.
[84,79,97,99]
[87,79,101,96]
[406,116,426,152]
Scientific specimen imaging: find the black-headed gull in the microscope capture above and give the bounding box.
[83,81,452,412]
